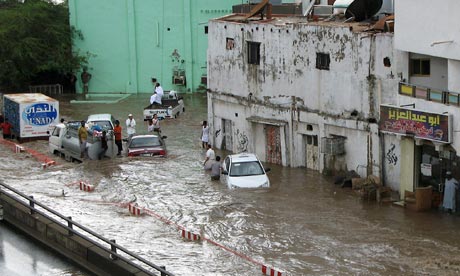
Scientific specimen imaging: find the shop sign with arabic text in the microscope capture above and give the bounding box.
[379,105,451,143]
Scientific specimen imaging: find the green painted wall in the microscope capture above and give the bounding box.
[69,0,242,94]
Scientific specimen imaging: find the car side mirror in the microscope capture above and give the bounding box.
[162,136,167,139]
[265,168,271,172]
[222,171,228,175]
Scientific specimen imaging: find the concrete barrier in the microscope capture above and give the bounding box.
[0,183,174,276]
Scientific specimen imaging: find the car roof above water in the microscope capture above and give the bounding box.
[131,134,161,139]
[229,153,259,163]
[87,114,113,122]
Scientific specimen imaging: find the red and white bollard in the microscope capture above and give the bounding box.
[180,229,201,241]
[14,144,24,153]
[128,203,142,216]
[261,265,283,276]
[41,160,56,169]
[79,181,94,192]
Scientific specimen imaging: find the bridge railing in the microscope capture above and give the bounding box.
[0,181,174,276]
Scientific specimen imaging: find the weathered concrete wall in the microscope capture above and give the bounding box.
[208,18,401,177]
[0,194,153,276]
[382,134,402,191]
[208,20,400,118]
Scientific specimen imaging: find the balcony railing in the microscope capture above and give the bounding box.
[398,82,460,106]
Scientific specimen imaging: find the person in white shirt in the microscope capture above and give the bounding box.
[443,171,459,213]
[201,120,209,148]
[147,114,160,133]
[150,92,158,106]
[203,144,215,170]
[154,83,164,104]
[126,114,136,141]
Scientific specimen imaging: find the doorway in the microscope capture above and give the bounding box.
[305,134,319,171]
[265,125,282,165]
[222,119,233,151]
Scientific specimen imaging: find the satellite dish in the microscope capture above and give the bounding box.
[345,0,383,22]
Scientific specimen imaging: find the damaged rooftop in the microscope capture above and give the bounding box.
[214,0,394,34]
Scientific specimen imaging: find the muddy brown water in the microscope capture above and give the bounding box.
[1,93,460,276]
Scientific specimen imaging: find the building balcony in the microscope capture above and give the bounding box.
[399,82,460,106]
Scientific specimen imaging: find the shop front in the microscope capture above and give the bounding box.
[380,105,455,209]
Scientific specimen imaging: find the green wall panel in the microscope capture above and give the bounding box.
[69,0,242,94]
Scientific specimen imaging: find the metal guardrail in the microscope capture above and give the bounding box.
[0,182,175,276]
[29,84,63,95]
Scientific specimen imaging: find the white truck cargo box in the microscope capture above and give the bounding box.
[3,93,59,139]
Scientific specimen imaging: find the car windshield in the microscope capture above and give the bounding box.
[91,120,113,130]
[129,137,161,148]
[230,161,264,177]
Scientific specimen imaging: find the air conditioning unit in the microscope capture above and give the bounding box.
[313,5,333,16]
[172,69,186,86]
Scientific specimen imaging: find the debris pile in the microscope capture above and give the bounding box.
[351,175,393,202]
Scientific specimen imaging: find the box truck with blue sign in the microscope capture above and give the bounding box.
[3,93,59,141]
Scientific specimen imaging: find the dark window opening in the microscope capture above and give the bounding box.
[316,53,330,70]
[226,38,235,50]
[383,57,391,67]
[204,26,208,34]
[410,59,430,76]
[247,41,261,65]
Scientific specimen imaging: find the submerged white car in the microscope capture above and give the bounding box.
[222,153,271,188]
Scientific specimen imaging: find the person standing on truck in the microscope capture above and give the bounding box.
[113,120,123,156]
[154,83,164,104]
[126,114,136,141]
[98,131,108,160]
[0,118,13,139]
[78,120,88,159]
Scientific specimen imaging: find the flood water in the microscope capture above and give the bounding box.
[1,93,460,276]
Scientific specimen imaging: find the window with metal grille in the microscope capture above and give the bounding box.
[410,59,430,76]
[247,41,260,65]
[316,53,330,70]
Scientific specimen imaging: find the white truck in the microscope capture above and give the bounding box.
[3,93,59,142]
[48,114,116,162]
[143,91,185,121]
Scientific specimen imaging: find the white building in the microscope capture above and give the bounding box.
[388,0,460,200]
[207,3,404,190]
